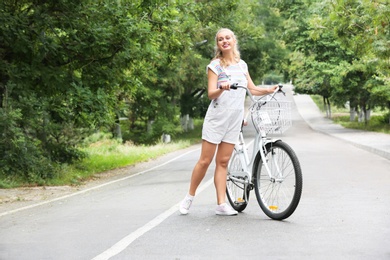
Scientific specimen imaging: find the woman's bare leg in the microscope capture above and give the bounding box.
[214,142,235,204]
[188,140,217,196]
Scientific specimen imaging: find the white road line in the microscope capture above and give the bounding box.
[0,147,200,218]
[92,140,255,259]
[91,177,214,260]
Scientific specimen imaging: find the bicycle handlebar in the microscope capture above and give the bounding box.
[228,83,285,102]
[230,83,283,92]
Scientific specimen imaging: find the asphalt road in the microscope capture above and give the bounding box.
[1,87,390,260]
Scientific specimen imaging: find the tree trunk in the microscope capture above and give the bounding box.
[112,114,122,139]
[181,114,189,132]
[161,133,171,143]
[360,104,370,125]
[350,106,357,121]
[365,109,371,122]
[147,120,153,133]
[358,110,364,123]
[323,97,331,118]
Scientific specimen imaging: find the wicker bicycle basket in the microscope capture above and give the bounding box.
[251,99,292,134]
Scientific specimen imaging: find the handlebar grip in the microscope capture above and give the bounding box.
[218,83,240,90]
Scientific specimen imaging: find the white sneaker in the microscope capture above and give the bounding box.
[179,195,194,215]
[215,203,238,216]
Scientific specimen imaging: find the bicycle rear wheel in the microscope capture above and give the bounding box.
[253,140,302,220]
[226,149,250,212]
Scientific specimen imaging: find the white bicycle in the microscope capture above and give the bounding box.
[226,84,302,220]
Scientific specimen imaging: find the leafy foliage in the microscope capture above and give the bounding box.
[277,0,389,122]
[0,0,133,181]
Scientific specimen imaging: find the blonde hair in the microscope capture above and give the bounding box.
[213,28,241,67]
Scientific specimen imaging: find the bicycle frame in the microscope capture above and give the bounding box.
[230,122,279,181]
[229,85,283,185]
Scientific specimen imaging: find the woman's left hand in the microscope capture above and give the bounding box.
[268,85,279,94]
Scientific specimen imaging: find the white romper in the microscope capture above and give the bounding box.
[202,59,248,144]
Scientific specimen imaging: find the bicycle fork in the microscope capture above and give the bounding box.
[259,137,284,182]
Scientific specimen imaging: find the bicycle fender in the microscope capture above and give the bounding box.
[253,138,282,178]
[264,138,281,146]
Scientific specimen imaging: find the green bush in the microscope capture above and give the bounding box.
[263,72,283,85]
[0,108,57,184]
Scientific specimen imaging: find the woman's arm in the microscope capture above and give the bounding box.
[207,68,229,100]
[246,70,278,95]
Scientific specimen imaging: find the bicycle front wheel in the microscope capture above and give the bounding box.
[227,149,250,212]
[253,140,302,220]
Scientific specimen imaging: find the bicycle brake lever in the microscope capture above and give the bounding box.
[230,83,238,89]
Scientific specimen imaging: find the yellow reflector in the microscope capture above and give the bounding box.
[269,205,278,210]
[237,197,244,202]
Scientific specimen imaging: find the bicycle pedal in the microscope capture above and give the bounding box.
[235,198,246,204]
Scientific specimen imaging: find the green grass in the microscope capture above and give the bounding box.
[332,115,390,133]
[46,140,194,186]
[0,118,204,188]
[311,95,390,134]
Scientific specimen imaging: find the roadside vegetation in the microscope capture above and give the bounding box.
[311,95,390,134]
[0,119,203,188]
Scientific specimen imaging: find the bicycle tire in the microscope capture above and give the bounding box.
[253,140,302,220]
[226,149,250,212]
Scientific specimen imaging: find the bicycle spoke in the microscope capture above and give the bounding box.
[226,150,250,212]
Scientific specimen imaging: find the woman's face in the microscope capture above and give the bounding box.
[216,30,235,52]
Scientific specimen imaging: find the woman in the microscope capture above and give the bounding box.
[180,28,278,216]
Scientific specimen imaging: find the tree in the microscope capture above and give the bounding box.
[327,0,390,123]
[0,0,135,180]
[275,0,340,116]
[276,0,390,123]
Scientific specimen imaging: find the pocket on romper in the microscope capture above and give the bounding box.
[204,105,225,128]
